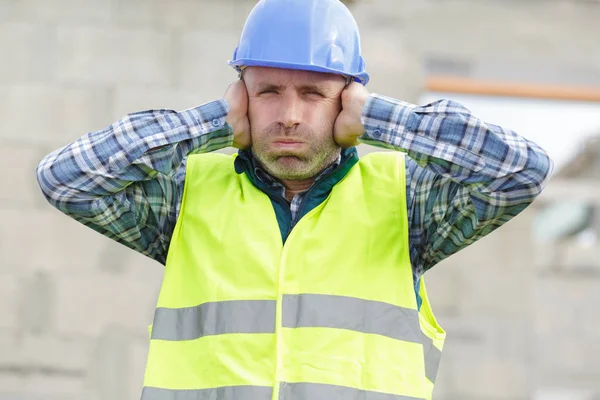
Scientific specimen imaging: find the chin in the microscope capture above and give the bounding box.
[276,155,308,165]
[260,159,305,178]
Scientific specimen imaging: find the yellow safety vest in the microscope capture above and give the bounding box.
[142,152,445,400]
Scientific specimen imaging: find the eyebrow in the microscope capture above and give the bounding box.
[256,83,285,92]
[255,83,331,95]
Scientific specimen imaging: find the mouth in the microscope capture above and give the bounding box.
[271,139,305,150]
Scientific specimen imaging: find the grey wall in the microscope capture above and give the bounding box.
[1,1,599,399]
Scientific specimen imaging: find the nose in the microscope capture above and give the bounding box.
[278,92,301,129]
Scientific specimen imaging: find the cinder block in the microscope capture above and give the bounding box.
[422,214,535,318]
[3,369,85,396]
[0,23,38,83]
[456,266,533,317]
[534,275,600,380]
[17,271,56,335]
[0,334,90,372]
[128,339,149,400]
[0,209,107,271]
[54,273,158,337]
[93,238,164,278]
[0,0,9,21]
[362,42,421,101]
[56,26,172,86]
[351,0,410,29]
[2,2,599,400]
[441,314,532,362]
[0,331,24,397]
[0,333,90,396]
[404,4,528,58]
[114,0,237,31]
[440,316,533,399]
[0,275,19,330]
[7,0,112,24]
[406,1,600,74]
[87,327,133,400]
[111,86,211,118]
[534,388,598,400]
[121,248,164,284]
[535,241,600,274]
[0,22,58,84]
[559,244,600,272]
[177,30,240,96]
[454,358,531,400]
[347,2,422,101]
[0,204,165,275]
[0,143,47,207]
[0,83,111,146]
[0,394,99,400]
[432,210,535,272]
[420,265,463,317]
[231,0,259,27]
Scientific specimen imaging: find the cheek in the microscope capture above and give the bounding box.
[248,101,273,134]
[248,98,277,127]
[308,102,339,129]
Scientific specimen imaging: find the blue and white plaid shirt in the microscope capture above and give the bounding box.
[36,94,553,279]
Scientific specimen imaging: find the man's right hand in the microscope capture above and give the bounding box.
[224,80,251,150]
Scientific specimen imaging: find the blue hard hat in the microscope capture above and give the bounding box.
[229,0,370,85]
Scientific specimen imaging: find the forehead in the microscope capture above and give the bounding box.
[244,66,345,87]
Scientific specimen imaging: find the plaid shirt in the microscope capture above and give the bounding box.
[36,94,553,278]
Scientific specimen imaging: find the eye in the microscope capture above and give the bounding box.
[259,89,277,95]
[305,91,324,97]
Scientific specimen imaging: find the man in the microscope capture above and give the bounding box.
[36,0,553,399]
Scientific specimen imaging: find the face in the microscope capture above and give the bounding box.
[243,67,346,181]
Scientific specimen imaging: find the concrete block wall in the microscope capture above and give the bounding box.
[1,0,599,399]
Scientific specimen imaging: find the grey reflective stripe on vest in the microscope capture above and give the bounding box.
[282,294,442,383]
[151,300,276,341]
[423,337,442,383]
[282,294,423,343]
[149,295,441,384]
[141,386,272,400]
[279,382,425,400]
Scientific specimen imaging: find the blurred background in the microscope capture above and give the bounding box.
[1,0,600,399]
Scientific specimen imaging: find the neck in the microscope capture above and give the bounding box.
[282,178,314,201]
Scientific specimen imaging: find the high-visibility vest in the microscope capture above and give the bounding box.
[142,152,445,400]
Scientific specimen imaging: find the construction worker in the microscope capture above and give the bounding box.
[36,0,553,399]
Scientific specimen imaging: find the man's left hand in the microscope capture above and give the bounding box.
[333,81,370,148]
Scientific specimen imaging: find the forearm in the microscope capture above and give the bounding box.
[36,99,232,263]
[359,94,553,275]
[37,99,231,212]
[359,94,553,217]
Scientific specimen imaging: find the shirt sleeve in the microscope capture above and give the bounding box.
[36,99,233,265]
[359,94,554,278]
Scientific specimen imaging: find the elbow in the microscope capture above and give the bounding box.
[35,150,74,211]
[491,146,554,209]
[503,145,554,207]
[35,148,105,218]
[35,155,58,206]
[528,146,554,197]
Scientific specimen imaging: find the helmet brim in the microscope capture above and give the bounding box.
[228,58,369,85]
